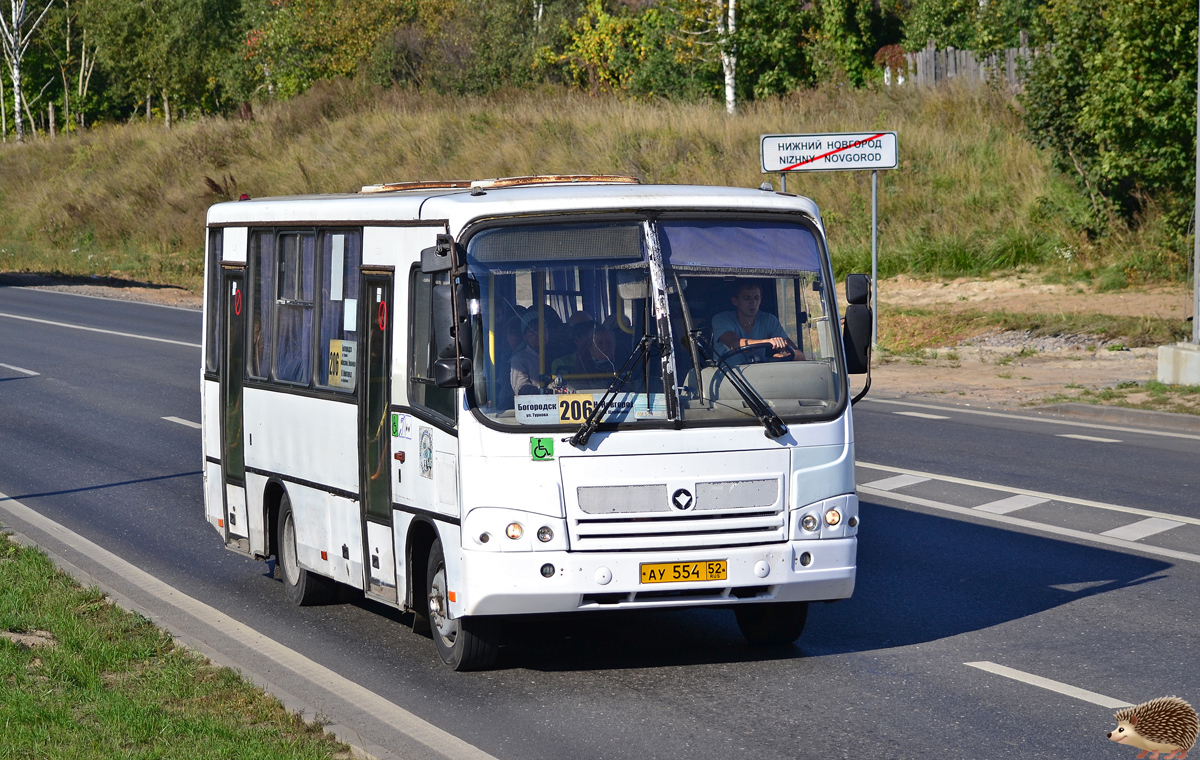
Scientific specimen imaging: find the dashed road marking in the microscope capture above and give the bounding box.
[1100,517,1185,541]
[0,311,201,348]
[860,473,930,491]
[965,661,1133,708]
[857,461,1200,527]
[1057,433,1122,443]
[0,362,39,376]
[861,397,1200,442]
[894,411,950,420]
[858,484,1200,564]
[163,416,202,429]
[973,494,1049,515]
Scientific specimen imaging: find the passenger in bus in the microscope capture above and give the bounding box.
[509,311,545,396]
[712,282,796,365]
[550,312,617,387]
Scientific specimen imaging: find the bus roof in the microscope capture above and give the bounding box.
[205,182,824,233]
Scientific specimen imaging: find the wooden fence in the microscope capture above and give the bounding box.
[885,35,1034,91]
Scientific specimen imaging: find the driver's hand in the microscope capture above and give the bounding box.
[764,336,788,350]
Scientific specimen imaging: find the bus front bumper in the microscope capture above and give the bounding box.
[456,537,856,617]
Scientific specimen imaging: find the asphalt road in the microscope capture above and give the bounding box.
[1,284,1196,760]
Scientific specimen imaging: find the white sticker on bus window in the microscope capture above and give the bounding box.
[343,298,357,332]
[330,235,345,301]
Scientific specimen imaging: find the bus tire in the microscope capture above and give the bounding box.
[734,601,808,647]
[426,539,498,671]
[277,494,335,606]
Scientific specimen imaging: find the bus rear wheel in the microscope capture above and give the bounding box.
[277,494,335,606]
[426,539,498,671]
[735,601,808,646]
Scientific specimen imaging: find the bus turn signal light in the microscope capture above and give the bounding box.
[506,523,523,540]
[824,509,841,526]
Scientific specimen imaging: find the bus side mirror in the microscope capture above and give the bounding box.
[421,234,462,274]
[432,282,474,388]
[843,304,871,374]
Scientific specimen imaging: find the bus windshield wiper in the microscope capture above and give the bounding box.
[694,335,788,439]
[568,334,660,448]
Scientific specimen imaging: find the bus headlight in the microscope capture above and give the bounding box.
[505,523,523,540]
[537,526,554,542]
[800,514,819,532]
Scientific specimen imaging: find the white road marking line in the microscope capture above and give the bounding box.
[894,411,950,420]
[858,485,1200,565]
[857,461,1200,527]
[0,490,496,760]
[162,416,202,429]
[965,662,1133,708]
[860,473,930,491]
[0,311,201,348]
[0,362,39,376]
[1101,517,1185,541]
[861,397,1200,442]
[1057,433,1122,443]
[973,494,1049,515]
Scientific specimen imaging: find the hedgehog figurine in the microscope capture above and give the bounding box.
[1108,697,1199,759]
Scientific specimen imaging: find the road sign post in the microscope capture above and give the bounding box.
[761,131,898,347]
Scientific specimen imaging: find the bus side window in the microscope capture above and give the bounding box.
[409,268,457,422]
[274,232,316,385]
[204,228,222,375]
[316,230,362,391]
[249,231,275,379]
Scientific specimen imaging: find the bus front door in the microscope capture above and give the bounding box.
[359,271,398,603]
[220,266,248,548]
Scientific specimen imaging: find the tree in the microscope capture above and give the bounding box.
[1021,0,1197,230]
[672,0,739,113]
[1,0,57,141]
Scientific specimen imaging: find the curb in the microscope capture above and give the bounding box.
[0,524,399,760]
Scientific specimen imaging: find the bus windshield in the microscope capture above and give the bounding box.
[466,216,841,430]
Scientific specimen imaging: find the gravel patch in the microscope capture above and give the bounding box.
[959,330,1122,352]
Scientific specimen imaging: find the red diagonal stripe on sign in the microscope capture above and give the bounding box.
[782,133,886,171]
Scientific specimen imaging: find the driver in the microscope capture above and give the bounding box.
[711,282,796,365]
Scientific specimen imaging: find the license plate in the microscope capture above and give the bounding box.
[640,560,727,584]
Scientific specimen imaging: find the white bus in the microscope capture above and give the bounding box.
[201,176,873,670]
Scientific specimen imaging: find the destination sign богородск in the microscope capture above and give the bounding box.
[761,132,898,173]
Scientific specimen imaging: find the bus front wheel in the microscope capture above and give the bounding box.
[277,494,335,606]
[735,601,808,646]
[426,539,499,671]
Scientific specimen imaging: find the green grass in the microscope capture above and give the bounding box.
[0,534,350,759]
[877,306,1189,353]
[0,80,1189,291]
[1042,380,1200,416]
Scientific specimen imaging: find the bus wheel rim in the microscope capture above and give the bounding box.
[429,566,456,643]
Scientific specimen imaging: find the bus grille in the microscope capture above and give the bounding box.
[569,478,786,551]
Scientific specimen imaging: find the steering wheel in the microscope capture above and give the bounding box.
[723,342,796,364]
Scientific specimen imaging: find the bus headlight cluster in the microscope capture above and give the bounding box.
[800,514,819,532]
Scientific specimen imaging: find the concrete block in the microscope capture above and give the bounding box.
[1157,342,1200,385]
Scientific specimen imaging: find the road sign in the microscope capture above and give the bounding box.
[760,132,898,173]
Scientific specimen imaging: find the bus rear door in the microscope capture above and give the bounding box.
[220,264,249,549]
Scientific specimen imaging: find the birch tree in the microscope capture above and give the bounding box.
[0,0,57,141]
[673,0,738,114]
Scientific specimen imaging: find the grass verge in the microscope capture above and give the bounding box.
[0,533,350,759]
[1041,380,1200,417]
[877,307,1189,353]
